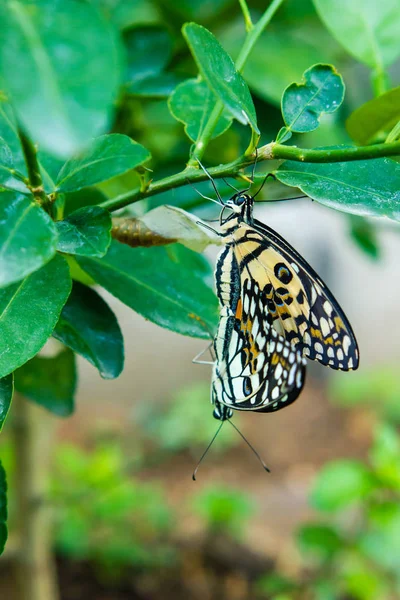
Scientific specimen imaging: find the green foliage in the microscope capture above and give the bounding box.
[0,0,123,158]
[54,282,124,380]
[77,241,219,339]
[192,484,254,538]
[14,349,76,416]
[56,134,151,193]
[276,157,400,220]
[331,364,400,422]
[138,381,236,454]
[0,375,13,431]
[0,255,71,378]
[310,459,375,512]
[313,0,400,70]
[0,192,58,287]
[182,23,259,132]
[261,420,400,599]
[56,206,111,258]
[278,64,344,142]
[169,79,233,142]
[51,442,175,573]
[346,87,400,144]
[0,460,7,556]
[0,0,400,565]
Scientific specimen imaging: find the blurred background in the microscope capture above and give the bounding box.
[2,0,400,599]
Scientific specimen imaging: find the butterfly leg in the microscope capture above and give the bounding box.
[192,342,215,365]
[196,220,221,236]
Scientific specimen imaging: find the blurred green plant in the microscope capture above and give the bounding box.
[51,441,176,577]
[331,364,400,423]
[137,381,237,455]
[258,422,400,600]
[192,484,254,539]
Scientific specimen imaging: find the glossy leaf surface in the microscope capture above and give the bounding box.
[15,349,76,417]
[54,282,124,379]
[0,254,71,378]
[56,206,111,258]
[56,134,151,193]
[276,155,400,220]
[169,78,232,142]
[77,241,218,339]
[183,23,259,132]
[0,192,58,287]
[0,374,13,432]
[0,0,122,158]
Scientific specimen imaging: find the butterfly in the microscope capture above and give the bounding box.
[208,185,359,423]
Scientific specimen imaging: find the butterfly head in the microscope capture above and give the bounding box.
[222,192,254,224]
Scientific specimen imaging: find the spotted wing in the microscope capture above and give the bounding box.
[231,222,359,371]
[212,272,306,416]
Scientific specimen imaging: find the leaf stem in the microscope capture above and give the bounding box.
[100,139,400,213]
[238,0,253,31]
[17,128,47,205]
[385,120,400,144]
[187,0,286,166]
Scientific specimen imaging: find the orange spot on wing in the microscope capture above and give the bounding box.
[235,298,243,320]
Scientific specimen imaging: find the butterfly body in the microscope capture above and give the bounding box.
[211,192,359,421]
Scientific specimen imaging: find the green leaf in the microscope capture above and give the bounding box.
[313,0,400,68]
[169,78,233,142]
[310,459,374,512]
[280,64,344,138]
[346,87,400,145]
[0,136,27,192]
[0,374,13,432]
[124,25,172,84]
[296,524,342,560]
[98,0,161,30]
[0,192,58,287]
[276,155,400,220]
[220,22,336,107]
[0,0,122,158]
[56,206,111,258]
[0,99,27,178]
[54,281,124,380]
[159,0,233,20]
[349,216,380,260]
[63,187,108,217]
[0,254,71,378]
[0,461,7,556]
[127,72,185,98]
[76,240,218,339]
[15,349,76,417]
[183,23,259,133]
[56,134,150,193]
[369,423,400,488]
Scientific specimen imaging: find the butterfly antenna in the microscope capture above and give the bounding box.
[253,172,276,199]
[227,419,270,473]
[196,159,225,205]
[185,178,221,207]
[222,177,240,193]
[256,194,309,203]
[192,421,224,481]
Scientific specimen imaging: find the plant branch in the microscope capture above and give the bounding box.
[100,139,400,213]
[187,0,286,166]
[265,141,400,163]
[238,0,253,31]
[17,128,47,205]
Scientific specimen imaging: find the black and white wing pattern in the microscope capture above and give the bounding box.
[212,245,306,421]
[229,221,359,371]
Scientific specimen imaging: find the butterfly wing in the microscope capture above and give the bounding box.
[230,221,359,371]
[212,245,306,418]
